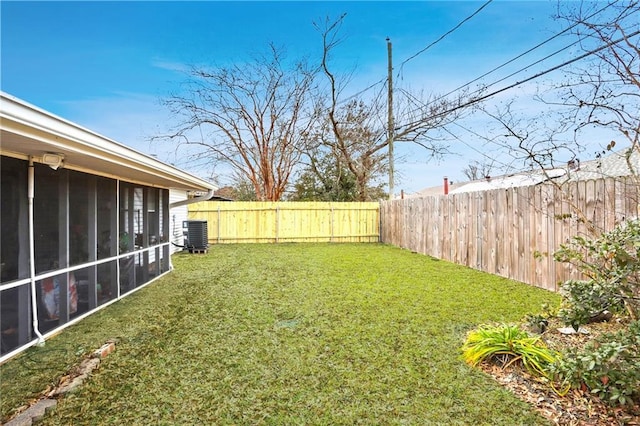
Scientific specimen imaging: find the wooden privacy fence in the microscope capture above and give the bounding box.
[188,201,380,244]
[380,177,640,292]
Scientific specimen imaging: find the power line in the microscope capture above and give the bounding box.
[447,122,518,170]
[399,0,494,74]
[333,1,615,110]
[413,34,584,118]
[336,77,387,105]
[317,1,496,119]
[424,0,617,110]
[393,87,515,171]
[396,29,640,132]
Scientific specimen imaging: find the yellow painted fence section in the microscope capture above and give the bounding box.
[188,201,380,244]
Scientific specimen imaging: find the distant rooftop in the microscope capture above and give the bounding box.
[562,148,639,182]
[401,147,640,199]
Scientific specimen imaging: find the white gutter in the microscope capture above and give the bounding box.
[169,189,216,208]
[28,157,45,345]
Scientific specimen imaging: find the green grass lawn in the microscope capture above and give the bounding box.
[1,243,559,425]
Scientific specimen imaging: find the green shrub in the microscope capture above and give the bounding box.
[554,219,640,328]
[557,279,620,329]
[552,220,640,407]
[462,324,558,378]
[525,312,549,334]
[524,303,556,334]
[552,320,640,406]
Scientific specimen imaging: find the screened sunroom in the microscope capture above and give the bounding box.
[0,93,213,361]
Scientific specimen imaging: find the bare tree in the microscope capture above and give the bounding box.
[472,2,638,174]
[310,98,389,201]
[315,15,477,200]
[473,1,639,234]
[553,1,639,153]
[479,100,580,172]
[462,159,495,181]
[556,1,640,234]
[162,45,317,201]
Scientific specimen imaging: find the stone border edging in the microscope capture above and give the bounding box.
[4,340,116,426]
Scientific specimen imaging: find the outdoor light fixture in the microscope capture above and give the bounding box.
[42,152,65,170]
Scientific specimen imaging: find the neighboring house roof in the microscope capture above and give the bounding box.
[208,195,234,201]
[209,186,235,201]
[561,148,640,182]
[402,169,566,198]
[449,168,566,195]
[0,92,214,192]
[404,185,448,198]
[404,146,639,199]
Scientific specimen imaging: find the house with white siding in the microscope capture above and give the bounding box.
[0,92,214,362]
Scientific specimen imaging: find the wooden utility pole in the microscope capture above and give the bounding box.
[387,37,394,200]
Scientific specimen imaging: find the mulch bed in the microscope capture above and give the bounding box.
[479,319,640,425]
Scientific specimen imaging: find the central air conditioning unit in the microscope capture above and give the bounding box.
[183,220,209,252]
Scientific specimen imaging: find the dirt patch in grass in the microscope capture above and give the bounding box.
[480,318,640,425]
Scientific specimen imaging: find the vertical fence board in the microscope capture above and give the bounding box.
[480,192,489,274]
[460,192,470,266]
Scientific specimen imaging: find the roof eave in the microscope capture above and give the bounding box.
[0,92,214,192]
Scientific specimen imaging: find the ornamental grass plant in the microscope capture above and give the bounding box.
[462,324,559,378]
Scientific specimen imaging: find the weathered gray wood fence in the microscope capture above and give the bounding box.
[380,177,639,291]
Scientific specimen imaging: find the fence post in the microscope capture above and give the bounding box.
[276,205,280,243]
[331,206,334,243]
[217,204,221,244]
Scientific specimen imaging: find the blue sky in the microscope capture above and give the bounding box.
[1,1,612,194]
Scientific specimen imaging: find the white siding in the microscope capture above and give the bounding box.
[169,189,189,254]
